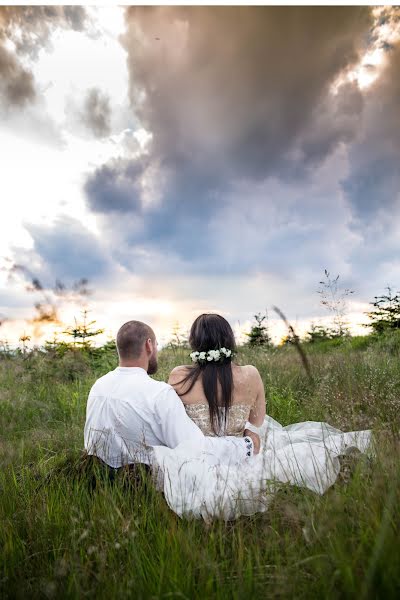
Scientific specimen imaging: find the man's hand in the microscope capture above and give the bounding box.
[244,429,260,455]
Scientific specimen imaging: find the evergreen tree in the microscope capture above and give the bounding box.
[305,323,338,343]
[366,286,400,333]
[63,309,104,348]
[166,321,189,350]
[246,312,271,347]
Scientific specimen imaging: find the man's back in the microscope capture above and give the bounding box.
[84,366,176,467]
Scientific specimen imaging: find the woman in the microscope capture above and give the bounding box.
[168,313,266,438]
[151,313,372,521]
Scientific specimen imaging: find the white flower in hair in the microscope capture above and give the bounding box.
[190,347,233,362]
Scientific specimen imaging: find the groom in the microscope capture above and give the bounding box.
[84,320,260,470]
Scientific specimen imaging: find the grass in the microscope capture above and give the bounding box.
[0,336,399,598]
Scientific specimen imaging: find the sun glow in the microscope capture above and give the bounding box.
[350,47,386,90]
[331,7,400,94]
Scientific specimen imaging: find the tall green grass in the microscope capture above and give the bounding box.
[0,337,399,598]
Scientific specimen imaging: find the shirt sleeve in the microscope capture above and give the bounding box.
[154,387,253,463]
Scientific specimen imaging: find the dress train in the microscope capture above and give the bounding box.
[152,415,373,520]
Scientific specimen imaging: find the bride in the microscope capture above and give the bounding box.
[152,314,372,520]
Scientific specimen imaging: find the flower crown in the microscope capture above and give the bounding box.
[190,347,233,364]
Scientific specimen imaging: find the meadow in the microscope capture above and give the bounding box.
[0,334,399,599]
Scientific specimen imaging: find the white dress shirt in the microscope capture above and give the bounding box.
[84,366,253,468]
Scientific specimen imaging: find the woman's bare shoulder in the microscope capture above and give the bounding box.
[168,365,192,384]
[233,363,259,373]
[234,364,262,380]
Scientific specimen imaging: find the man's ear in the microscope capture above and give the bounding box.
[145,338,153,354]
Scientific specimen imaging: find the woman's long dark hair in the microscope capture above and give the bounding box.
[177,314,237,435]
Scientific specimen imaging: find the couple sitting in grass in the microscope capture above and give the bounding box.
[84,314,372,520]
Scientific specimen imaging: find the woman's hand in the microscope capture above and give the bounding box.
[244,429,260,455]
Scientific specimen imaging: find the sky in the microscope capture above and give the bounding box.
[0,4,400,347]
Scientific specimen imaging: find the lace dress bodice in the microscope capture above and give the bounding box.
[184,403,251,437]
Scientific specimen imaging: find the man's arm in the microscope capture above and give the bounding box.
[154,387,259,462]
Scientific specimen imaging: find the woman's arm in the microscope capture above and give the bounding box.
[248,366,266,427]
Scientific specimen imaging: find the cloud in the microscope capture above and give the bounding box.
[78,6,400,307]
[0,6,87,58]
[80,87,112,138]
[335,33,400,295]
[84,155,149,214]
[81,6,374,270]
[81,141,359,290]
[121,6,371,180]
[0,6,88,107]
[0,44,35,107]
[11,216,112,287]
[4,5,394,332]
[298,81,364,167]
[343,41,400,222]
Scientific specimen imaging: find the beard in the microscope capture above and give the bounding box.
[147,353,158,375]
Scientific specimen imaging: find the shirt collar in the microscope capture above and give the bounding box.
[115,366,148,375]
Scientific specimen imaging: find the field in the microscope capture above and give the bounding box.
[1,335,400,599]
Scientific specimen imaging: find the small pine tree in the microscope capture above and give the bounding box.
[366,286,400,334]
[246,312,271,347]
[305,323,336,343]
[63,309,104,349]
[166,321,189,350]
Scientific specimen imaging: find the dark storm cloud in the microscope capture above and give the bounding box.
[336,40,400,298]
[84,156,150,214]
[83,150,231,262]
[121,6,371,180]
[343,42,400,221]
[81,88,112,138]
[0,44,35,106]
[83,149,357,285]
[82,6,373,276]
[0,6,87,107]
[12,217,111,287]
[299,81,364,166]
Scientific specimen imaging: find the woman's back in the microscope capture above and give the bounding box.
[169,364,265,436]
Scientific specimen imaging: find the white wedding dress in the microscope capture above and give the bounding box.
[152,404,373,521]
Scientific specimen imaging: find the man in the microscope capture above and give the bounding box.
[84,320,260,470]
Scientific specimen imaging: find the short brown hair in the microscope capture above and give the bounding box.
[116,321,155,360]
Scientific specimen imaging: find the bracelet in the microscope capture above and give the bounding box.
[243,436,253,457]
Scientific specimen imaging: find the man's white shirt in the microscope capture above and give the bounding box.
[84,366,253,468]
